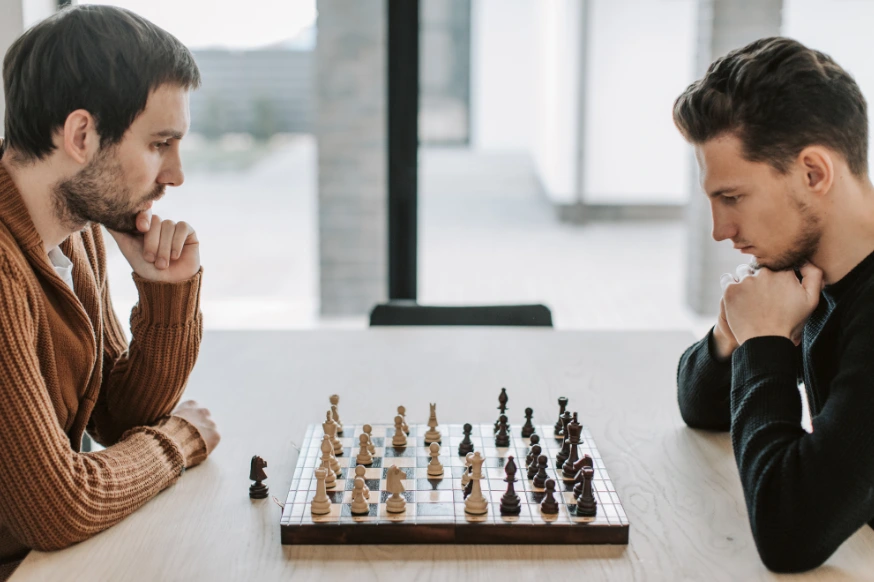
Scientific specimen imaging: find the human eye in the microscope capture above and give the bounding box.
[722,194,741,205]
[153,141,171,150]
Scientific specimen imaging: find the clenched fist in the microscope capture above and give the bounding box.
[108,209,200,283]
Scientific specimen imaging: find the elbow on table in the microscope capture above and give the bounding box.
[16,511,102,552]
[753,527,834,574]
[677,401,729,432]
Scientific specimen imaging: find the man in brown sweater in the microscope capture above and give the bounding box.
[0,5,220,577]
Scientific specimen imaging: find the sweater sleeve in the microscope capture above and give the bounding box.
[676,328,733,430]
[0,254,198,552]
[730,320,874,572]
[88,263,205,450]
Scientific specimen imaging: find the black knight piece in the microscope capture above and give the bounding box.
[495,414,510,447]
[575,466,598,517]
[458,423,475,456]
[521,407,535,438]
[562,412,582,478]
[540,479,559,514]
[554,396,568,435]
[572,454,594,499]
[527,444,542,479]
[555,411,572,467]
[495,387,509,432]
[533,454,549,488]
[249,455,269,499]
[499,456,522,515]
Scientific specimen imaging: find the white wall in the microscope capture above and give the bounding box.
[783,0,874,171]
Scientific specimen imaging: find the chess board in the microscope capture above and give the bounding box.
[280,423,629,544]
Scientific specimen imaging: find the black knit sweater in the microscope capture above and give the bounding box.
[677,249,874,573]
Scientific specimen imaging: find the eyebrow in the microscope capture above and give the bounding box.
[151,129,185,139]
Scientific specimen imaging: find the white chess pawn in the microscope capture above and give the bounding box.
[392,415,407,447]
[385,465,407,513]
[319,436,337,489]
[427,442,444,477]
[354,465,371,500]
[311,468,332,515]
[397,405,410,435]
[424,402,441,444]
[350,477,370,515]
[464,451,488,515]
[363,424,376,455]
[324,411,343,455]
[329,394,343,435]
[356,433,373,465]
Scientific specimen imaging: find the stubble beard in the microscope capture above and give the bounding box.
[750,199,822,272]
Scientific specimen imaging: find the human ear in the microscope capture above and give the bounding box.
[61,110,98,165]
[797,146,834,196]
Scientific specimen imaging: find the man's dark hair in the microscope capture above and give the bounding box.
[673,37,869,176]
[2,5,200,162]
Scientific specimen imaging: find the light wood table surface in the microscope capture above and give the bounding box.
[11,329,874,581]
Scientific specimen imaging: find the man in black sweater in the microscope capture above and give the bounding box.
[674,37,874,573]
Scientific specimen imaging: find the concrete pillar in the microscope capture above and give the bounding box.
[315,0,388,316]
[685,0,783,315]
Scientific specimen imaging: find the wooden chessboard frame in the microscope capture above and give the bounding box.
[280,423,630,545]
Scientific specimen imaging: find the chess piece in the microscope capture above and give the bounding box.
[562,412,583,478]
[526,437,541,466]
[356,433,373,465]
[320,436,337,488]
[249,455,268,499]
[424,403,441,444]
[311,468,332,515]
[363,424,376,455]
[494,387,509,432]
[499,455,521,516]
[392,415,408,447]
[521,407,536,438]
[526,444,542,478]
[398,405,410,435]
[573,455,594,499]
[354,464,371,499]
[427,442,444,477]
[576,466,598,516]
[540,478,560,514]
[458,423,474,456]
[350,477,370,515]
[555,411,572,467]
[464,465,474,498]
[461,452,473,494]
[385,465,407,513]
[330,394,343,435]
[554,396,569,435]
[324,411,343,456]
[494,414,510,447]
[533,454,549,489]
[464,452,488,515]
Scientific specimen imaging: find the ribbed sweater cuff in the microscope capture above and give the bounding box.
[153,415,209,469]
[731,336,799,413]
[132,267,203,326]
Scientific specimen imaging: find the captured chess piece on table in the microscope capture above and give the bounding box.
[249,455,268,499]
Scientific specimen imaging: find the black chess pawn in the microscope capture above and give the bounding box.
[527,444,542,479]
[458,423,475,456]
[495,414,510,447]
[249,455,269,499]
[499,456,522,516]
[555,411,572,467]
[575,466,597,516]
[540,478,559,514]
[532,454,550,488]
[528,433,540,451]
[526,438,541,466]
[554,396,569,436]
[572,454,594,499]
[494,387,509,432]
[521,407,536,438]
[562,412,583,478]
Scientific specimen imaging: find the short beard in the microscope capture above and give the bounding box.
[52,147,163,236]
[751,197,821,272]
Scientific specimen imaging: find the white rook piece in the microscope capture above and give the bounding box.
[424,403,441,444]
[385,465,406,513]
[311,468,332,515]
[330,394,343,435]
[356,433,373,465]
[427,442,444,477]
[392,415,407,447]
[464,451,488,515]
[319,436,337,489]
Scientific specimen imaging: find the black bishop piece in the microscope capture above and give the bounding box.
[499,456,522,515]
[527,444,542,479]
[521,407,535,438]
[554,396,569,436]
[561,412,583,478]
[458,423,474,456]
[575,466,598,517]
[494,388,509,432]
[555,411,572,467]
[495,414,510,447]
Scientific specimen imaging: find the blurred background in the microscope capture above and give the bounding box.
[4,0,874,335]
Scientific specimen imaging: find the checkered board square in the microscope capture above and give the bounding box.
[280,423,629,544]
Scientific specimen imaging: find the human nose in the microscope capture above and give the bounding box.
[159,150,184,187]
[710,205,735,242]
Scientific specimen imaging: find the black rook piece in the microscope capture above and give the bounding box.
[562,412,582,478]
[521,407,535,438]
[249,455,269,499]
[533,454,549,489]
[555,411,572,467]
[495,387,509,432]
[495,414,510,447]
[573,454,594,499]
[458,423,474,456]
[499,456,522,516]
[540,479,560,514]
[576,466,598,517]
[527,444,542,478]
[554,396,568,435]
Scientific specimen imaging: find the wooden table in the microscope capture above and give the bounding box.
[11,329,874,581]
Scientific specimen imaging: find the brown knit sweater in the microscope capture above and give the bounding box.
[0,162,208,572]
